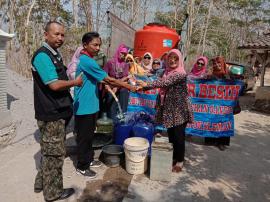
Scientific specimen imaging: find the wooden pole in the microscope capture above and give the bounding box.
[260,51,269,87]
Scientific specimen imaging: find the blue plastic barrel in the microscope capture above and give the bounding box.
[132,121,154,155]
[114,123,133,145]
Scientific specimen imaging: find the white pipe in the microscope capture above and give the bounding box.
[106,86,119,102]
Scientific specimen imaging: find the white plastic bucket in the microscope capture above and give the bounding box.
[124,137,149,174]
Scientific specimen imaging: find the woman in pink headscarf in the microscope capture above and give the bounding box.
[67,46,84,80]
[137,49,193,172]
[188,56,209,80]
[103,44,130,120]
[104,44,129,79]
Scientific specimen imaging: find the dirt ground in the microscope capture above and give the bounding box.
[0,69,270,202]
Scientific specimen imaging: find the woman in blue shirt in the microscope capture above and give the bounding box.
[74,32,136,178]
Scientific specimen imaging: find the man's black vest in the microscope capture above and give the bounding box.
[31,46,73,121]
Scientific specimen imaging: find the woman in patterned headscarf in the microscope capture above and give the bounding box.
[103,44,130,120]
[211,56,229,79]
[137,49,193,173]
[205,56,231,151]
[125,54,147,76]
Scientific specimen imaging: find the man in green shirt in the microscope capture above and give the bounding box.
[32,21,82,201]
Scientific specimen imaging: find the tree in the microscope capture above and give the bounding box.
[201,0,212,55]
[73,0,79,28]
[154,0,188,33]
[25,0,36,47]
[4,0,72,77]
[1,0,269,78]
[80,0,93,31]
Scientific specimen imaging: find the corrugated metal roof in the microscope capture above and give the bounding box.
[238,35,270,49]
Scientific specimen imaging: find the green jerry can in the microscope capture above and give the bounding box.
[229,65,244,75]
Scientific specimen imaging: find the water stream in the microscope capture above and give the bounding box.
[116,101,125,121]
[107,87,125,121]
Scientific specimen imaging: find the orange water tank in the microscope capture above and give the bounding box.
[133,23,180,59]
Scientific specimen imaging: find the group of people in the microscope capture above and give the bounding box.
[31,20,239,201]
[93,45,166,122]
[189,55,242,150]
[32,21,138,201]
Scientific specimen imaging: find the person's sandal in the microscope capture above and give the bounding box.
[217,144,226,151]
[34,187,42,193]
[172,162,183,173]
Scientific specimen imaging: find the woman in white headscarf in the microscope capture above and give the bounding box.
[141,52,153,73]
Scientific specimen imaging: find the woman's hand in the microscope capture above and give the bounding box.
[136,86,143,91]
[136,80,147,87]
[129,85,137,92]
[74,73,83,86]
[121,76,129,82]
